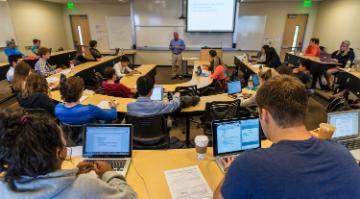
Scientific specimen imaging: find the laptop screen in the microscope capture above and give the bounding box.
[251,74,260,87]
[83,125,132,158]
[328,110,360,139]
[213,118,261,156]
[227,81,242,95]
[150,85,164,101]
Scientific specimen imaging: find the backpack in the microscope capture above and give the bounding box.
[327,97,351,113]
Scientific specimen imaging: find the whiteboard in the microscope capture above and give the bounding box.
[105,16,132,49]
[0,2,16,48]
[136,26,233,48]
[133,0,183,26]
[236,16,267,51]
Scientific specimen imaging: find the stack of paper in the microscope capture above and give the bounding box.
[60,69,72,75]
[97,101,111,110]
[164,166,213,199]
[46,76,59,84]
[79,96,88,103]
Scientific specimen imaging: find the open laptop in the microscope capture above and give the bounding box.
[320,52,332,62]
[212,118,261,173]
[83,124,133,176]
[227,81,241,99]
[328,110,360,161]
[150,85,164,101]
[251,74,260,88]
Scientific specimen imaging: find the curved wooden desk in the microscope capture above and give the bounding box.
[63,141,273,199]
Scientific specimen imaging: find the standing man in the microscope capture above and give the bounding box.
[169,32,186,79]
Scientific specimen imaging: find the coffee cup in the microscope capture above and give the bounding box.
[195,135,209,160]
[319,123,336,140]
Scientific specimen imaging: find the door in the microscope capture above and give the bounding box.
[280,14,308,61]
[69,15,91,56]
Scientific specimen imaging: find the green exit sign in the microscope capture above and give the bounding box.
[304,0,312,7]
[67,2,75,10]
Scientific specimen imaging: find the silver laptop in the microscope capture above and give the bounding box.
[83,124,133,176]
[328,110,360,161]
[212,118,261,173]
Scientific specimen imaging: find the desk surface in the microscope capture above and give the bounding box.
[162,60,212,92]
[51,49,76,57]
[286,52,339,65]
[235,55,271,74]
[0,62,9,68]
[120,64,157,89]
[62,140,272,199]
[339,68,360,79]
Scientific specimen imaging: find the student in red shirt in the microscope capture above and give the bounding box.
[101,67,135,98]
[304,38,320,57]
[211,64,228,81]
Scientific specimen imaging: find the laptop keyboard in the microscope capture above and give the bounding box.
[339,139,360,150]
[85,159,127,171]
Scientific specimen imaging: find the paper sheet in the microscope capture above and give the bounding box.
[164,165,213,199]
[46,76,59,84]
[67,146,83,157]
[79,96,88,103]
[97,101,110,110]
[60,69,72,75]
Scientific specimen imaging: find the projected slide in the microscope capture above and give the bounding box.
[187,0,236,32]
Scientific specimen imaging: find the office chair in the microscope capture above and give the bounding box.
[60,123,85,147]
[200,100,241,145]
[125,115,170,150]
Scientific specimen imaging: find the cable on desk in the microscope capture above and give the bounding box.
[132,160,151,199]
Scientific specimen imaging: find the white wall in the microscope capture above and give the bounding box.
[238,1,319,53]
[313,0,360,58]
[62,3,130,50]
[7,0,68,53]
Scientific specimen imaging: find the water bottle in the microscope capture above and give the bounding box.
[248,75,254,90]
[345,60,351,72]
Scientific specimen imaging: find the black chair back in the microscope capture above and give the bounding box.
[60,123,85,146]
[175,85,200,97]
[201,100,241,135]
[125,115,170,149]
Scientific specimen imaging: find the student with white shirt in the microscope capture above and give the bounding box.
[113,56,140,78]
[6,55,22,82]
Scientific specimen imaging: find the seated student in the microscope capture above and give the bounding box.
[102,67,135,98]
[304,38,321,57]
[325,40,356,86]
[331,40,355,67]
[73,45,93,65]
[35,47,61,77]
[211,64,228,81]
[89,40,102,59]
[31,39,41,55]
[6,55,22,82]
[127,75,180,116]
[241,68,277,108]
[55,76,117,125]
[293,59,311,85]
[113,56,140,78]
[214,75,360,199]
[12,62,31,93]
[258,45,281,68]
[4,39,24,59]
[208,50,222,72]
[16,73,55,116]
[0,108,137,199]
